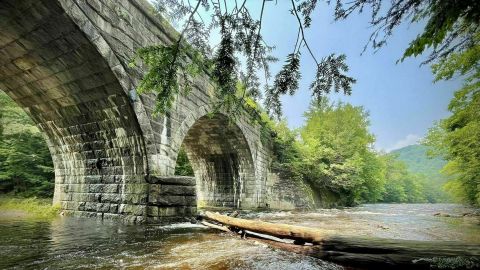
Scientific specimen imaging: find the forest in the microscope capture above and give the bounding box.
[256,99,454,206]
[0,91,54,198]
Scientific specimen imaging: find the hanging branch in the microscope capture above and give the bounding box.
[264,0,356,117]
[290,0,318,65]
[133,0,204,115]
[139,0,357,119]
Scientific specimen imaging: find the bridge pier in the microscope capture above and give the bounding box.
[0,0,281,223]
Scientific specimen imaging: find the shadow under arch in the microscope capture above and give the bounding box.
[176,113,256,209]
[0,0,149,217]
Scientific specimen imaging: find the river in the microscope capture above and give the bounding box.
[1,204,479,269]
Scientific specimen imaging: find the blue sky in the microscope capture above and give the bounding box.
[161,0,462,152]
[255,1,461,152]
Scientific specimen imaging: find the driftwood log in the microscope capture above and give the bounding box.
[199,211,480,270]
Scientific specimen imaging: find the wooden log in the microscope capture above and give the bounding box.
[200,211,480,270]
[202,211,325,243]
[200,221,231,233]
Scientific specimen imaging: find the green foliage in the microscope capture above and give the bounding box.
[141,0,356,119]
[335,0,479,66]
[392,145,446,176]
[0,91,37,135]
[174,146,194,176]
[266,53,302,117]
[424,33,480,206]
[400,0,479,64]
[380,154,428,203]
[391,145,452,203]
[311,54,355,96]
[298,99,383,206]
[263,99,446,206]
[425,88,480,205]
[0,91,54,197]
[132,43,206,114]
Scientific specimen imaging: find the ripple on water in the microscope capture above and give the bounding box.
[1,204,479,269]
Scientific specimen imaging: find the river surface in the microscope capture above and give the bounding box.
[1,204,479,269]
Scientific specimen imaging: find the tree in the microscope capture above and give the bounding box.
[379,154,428,203]
[422,25,479,205]
[335,0,479,65]
[0,91,54,197]
[299,99,382,205]
[0,132,54,197]
[174,146,194,176]
[424,81,480,205]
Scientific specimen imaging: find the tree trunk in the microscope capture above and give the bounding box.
[202,211,326,243]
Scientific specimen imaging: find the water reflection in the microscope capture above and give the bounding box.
[0,204,478,269]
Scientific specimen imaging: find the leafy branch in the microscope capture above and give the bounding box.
[136,0,356,119]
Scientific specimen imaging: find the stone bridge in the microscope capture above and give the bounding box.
[0,0,294,223]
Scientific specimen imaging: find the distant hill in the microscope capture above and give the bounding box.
[390,144,452,202]
[391,144,446,176]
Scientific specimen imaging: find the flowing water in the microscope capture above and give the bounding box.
[1,204,479,269]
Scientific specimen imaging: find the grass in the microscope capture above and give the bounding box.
[0,196,60,220]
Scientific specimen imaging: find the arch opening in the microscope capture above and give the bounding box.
[0,0,147,219]
[175,114,255,209]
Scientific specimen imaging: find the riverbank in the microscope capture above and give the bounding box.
[0,196,60,220]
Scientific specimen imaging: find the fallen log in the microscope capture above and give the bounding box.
[200,220,231,233]
[200,211,480,270]
[202,211,326,243]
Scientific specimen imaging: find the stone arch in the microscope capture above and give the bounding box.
[1,0,273,221]
[174,112,256,208]
[0,0,148,220]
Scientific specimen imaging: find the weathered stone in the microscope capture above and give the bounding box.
[148,184,196,196]
[149,195,196,206]
[119,204,145,216]
[123,194,147,205]
[124,183,148,194]
[101,193,122,203]
[147,206,158,217]
[148,176,196,186]
[0,0,286,223]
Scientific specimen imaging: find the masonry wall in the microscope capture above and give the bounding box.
[0,0,272,223]
[64,0,271,208]
[0,0,150,223]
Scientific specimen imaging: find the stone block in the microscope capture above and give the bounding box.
[124,183,148,194]
[96,203,111,212]
[157,207,178,217]
[101,193,121,203]
[149,176,196,186]
[158,185,196,196]
[147,206,158,217]
[123,193,147,204]
[84,202,98,211]
[149,195,196,207]
[88,184,119,193]
[119,204,145,216]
